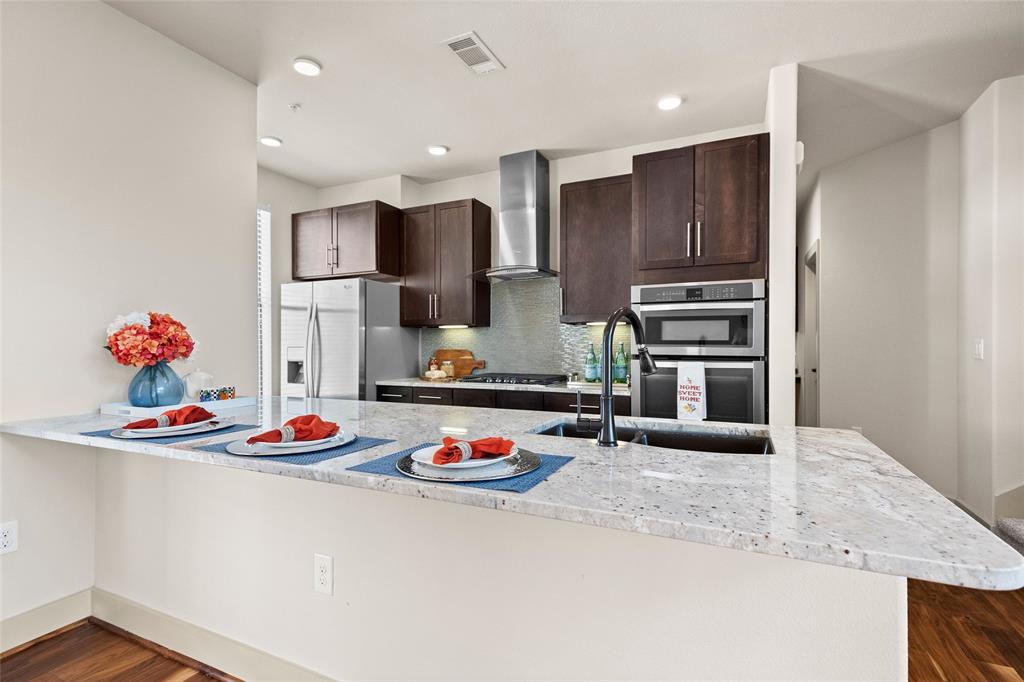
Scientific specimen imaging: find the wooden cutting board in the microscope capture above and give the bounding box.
[431,348,486,378]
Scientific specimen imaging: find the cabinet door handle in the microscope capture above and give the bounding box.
[560,287,565,315]
[686,222,692,257]
[326,243,334,270]
[334,245,339,267]
[380,393,404,398]
[434,294,439,320]
[419,395,443,400]
[696,222,702,257]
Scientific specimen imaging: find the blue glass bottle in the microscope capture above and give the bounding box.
[128,360,185,407]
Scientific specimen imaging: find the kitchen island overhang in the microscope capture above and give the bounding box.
[2,398,1020,679]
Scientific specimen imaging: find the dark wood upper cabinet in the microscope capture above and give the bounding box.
[400,204,435,326]
[560,174,632,323]
[632,133,768,284]
[292,208,334,279]
[694,135,761,267]
[292,200,401,281]
[400,199,490,327]
[632,147,695,271]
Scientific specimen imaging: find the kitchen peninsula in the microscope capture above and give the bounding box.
[3,397,1021,680]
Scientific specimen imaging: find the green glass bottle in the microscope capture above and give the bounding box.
[584,343,600,382]
[613,342,628,383]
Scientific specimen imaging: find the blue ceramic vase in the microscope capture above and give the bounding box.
[128,360,185,407]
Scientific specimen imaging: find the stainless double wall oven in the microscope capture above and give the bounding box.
[630,279,766,424]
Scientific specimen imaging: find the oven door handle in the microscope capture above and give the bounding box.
[636,301,761,312]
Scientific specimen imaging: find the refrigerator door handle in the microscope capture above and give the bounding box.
[311,302,322,398]
[304,301,315,398]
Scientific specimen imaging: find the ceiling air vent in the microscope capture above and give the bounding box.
[443,31,505,75]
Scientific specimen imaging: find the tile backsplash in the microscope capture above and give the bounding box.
[420,278,633,378]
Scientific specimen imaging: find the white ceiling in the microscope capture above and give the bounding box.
[107,1,1024,193]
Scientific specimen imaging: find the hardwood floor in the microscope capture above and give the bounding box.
[0,618,237,682]
[909,579,1024,681]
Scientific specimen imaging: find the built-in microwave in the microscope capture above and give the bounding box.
[632,280,765,357]
[631,279,767,424]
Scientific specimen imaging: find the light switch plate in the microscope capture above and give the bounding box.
[0,521,18,555]
[314,553,333,595]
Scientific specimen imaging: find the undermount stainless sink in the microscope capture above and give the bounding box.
[534,421,774,455]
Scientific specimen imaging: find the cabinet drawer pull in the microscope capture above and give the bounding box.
[419,395,443,400]
[569,403,599,410]
[380,393,404,398]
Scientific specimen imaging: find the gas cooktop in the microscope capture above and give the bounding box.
[459,373,566,386]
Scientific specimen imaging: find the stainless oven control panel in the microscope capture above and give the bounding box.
[632,279,765,304]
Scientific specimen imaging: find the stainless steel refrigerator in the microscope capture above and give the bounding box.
[281,279,419,399]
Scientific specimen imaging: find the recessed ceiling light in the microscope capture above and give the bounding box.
[293,57,322,77]
[259,136,283,148]
[657,95,683,111]
[427,145,450,156]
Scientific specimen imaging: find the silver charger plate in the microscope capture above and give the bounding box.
[396,449,542,482]
[110,418,236,440]
[223,431,356,457]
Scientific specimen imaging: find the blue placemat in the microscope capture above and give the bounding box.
[194,436,394,465]
[81,423,258,445]
[347,443,574,493]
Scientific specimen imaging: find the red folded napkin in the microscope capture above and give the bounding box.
[432,436,516,465]
[246,414,339,445]
[124,405,214,430]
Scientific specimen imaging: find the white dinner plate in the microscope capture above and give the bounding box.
[410,444,519,469]
[223,431,355,457]
[259,434,339,449]
[110,418,235,440]
[396,450,540,482]
[123,416,218,435]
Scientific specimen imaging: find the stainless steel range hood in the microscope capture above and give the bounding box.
[483,150,557,282]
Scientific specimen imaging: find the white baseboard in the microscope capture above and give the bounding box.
[91,588,331,681]
[0,589,91,652]
[3,588,331,681]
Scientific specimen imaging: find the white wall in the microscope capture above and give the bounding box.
[94,450,906,681]
[766,64,799,426]
[0,0,255,628]
[814,123,960,496]
[958,76,1024,522]
[257,167,317,393]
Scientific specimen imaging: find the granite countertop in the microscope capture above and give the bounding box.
[377,377,632,396]
[3,397,1022,590]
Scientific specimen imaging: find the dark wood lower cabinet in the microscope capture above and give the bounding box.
[413,387,453,405]
[453,389,496,408]
[377,385,631,416]
[496,391,545,411]
[376,386,412,403]
[543,392,630,416]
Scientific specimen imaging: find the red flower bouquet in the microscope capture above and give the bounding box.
[106,311,195,367]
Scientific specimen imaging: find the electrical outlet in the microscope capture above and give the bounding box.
[0,521,19,555]
[313,553,333,595]
[972,338,985,360]
[851,426,863,434]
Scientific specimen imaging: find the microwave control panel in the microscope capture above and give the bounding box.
[636,280,764,304]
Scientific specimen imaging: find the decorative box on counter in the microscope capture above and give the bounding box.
[198,386,236,402]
